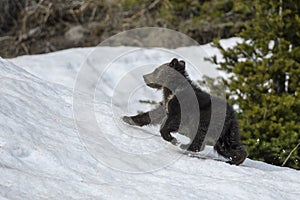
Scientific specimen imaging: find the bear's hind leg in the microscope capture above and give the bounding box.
[226,147,248,165]
[214,109,248,165]
[214,142,248,165]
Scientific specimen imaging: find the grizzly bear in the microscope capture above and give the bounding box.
[123,58,248,165]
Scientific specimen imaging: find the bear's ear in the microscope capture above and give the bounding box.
[179,60,185,68]
[169,58,179,68]
[169,58,185,73]
[175,60,186,73]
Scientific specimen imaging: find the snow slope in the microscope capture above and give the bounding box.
[0,38,299,199]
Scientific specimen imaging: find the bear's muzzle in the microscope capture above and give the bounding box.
[143,74,162,89]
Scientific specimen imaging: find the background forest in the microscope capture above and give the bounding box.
[0,0,299,169]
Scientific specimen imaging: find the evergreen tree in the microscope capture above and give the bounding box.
[211,0,300,169]
[197,75,225,98]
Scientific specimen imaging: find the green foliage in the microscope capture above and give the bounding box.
[212,0,300,169]
[197,75,225,98]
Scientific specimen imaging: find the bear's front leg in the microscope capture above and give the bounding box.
[123,103,166,126]
[159,116,179,145]
[122,112,151,126]
[180,127,206,152]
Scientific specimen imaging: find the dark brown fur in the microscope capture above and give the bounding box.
[123,58,248,165]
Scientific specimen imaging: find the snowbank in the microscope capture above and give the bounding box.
[0,38,299,199]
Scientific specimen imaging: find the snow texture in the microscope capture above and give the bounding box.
[0,38,299,199]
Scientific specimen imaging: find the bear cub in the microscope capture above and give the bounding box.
[123,58,248,165]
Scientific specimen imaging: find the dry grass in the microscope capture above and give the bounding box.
[0,0,125,57]
[0,0,23,33]
[1,0,169,57]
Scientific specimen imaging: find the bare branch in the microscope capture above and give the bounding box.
[282,143,300,167]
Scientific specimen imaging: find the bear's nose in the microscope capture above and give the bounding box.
[143,74,149,82]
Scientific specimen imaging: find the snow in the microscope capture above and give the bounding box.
[0,38,299,199]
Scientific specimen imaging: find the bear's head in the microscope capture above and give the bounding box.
[143,58,187,90]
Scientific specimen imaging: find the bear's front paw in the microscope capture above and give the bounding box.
[122,116,136,125]
[186,144,202,152]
